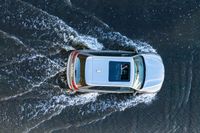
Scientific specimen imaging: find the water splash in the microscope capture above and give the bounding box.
[22,93,99,133]
[81,93,156,115]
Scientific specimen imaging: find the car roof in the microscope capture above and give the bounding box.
[85,56,134,87]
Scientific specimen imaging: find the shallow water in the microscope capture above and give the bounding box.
[0,0,200,133]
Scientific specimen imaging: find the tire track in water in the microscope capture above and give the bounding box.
[155,47,194,133]
[169,52,193,122]
[172,58,193,119]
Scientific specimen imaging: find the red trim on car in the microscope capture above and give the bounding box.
[68,84,72,90]
[67,52,75,90]
[72,51,79,61]
[72,80,78,90]
[69,51,79,91]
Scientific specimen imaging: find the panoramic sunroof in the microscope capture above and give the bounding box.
[109,61,130,82]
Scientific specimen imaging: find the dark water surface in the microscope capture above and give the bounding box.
[0,0,200,133]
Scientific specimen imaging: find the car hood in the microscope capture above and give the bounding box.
[141,54,165,93]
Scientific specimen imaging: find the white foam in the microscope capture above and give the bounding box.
[117,93,156,111]
[0,90,32,102]
[70,35,104,50]
[1,2,159,131]
[25,93,99,120]
[67,93,157,127]
[82,93,156,114]
[22,93,99,132]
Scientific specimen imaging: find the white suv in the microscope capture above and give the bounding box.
[67,50,164,94]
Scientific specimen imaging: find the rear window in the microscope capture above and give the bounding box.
[109,61,130,82]
[74,54,87,87]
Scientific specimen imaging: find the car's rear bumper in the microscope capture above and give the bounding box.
[66,50,79,91]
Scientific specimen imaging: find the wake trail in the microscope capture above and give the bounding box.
[23,93,99,133]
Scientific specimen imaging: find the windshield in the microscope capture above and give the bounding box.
[132,56,145,89]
